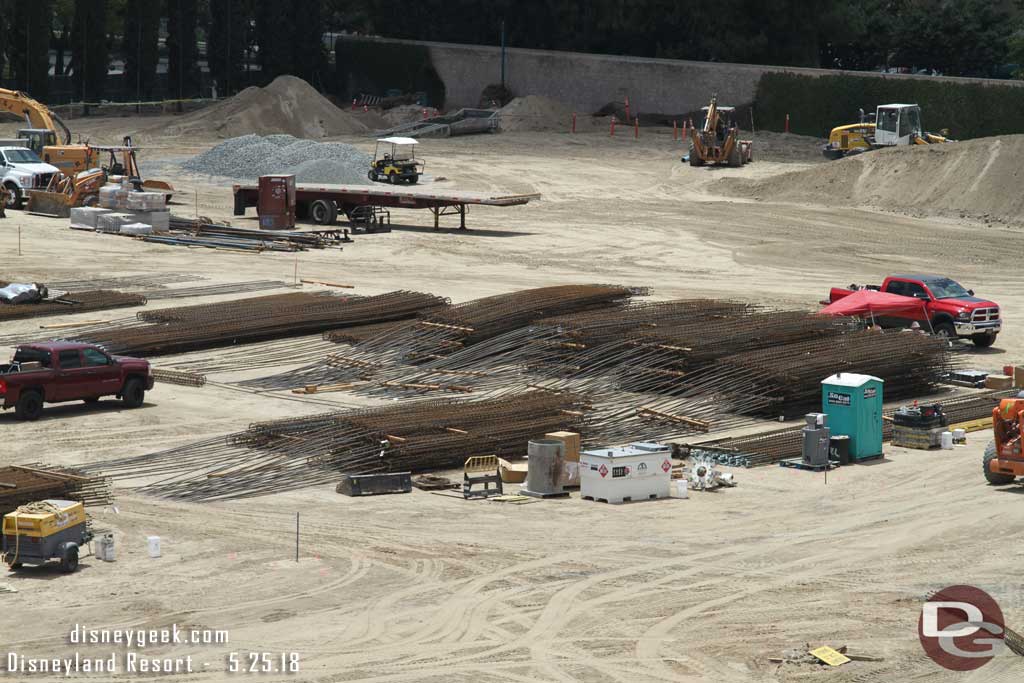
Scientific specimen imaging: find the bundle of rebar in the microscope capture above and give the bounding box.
[70,290,447,357]
[86,391,588,501]
[0,290,146,321]
[142,280,288,301]
[166,217,346,251]
[685,331,954,417]
[0,464,112,515]
[425,284,633,346]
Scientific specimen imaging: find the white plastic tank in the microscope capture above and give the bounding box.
[940,431,954,450]
[147,536,162,558]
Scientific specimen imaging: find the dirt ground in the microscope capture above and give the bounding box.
[2,116,1024,682]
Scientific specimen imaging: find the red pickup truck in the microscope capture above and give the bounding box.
[0,342,153,421]
[827,274,1001,347]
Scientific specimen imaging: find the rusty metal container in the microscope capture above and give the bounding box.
[257,174,296,230]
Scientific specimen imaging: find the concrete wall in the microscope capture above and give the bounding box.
[344,36,1024,114]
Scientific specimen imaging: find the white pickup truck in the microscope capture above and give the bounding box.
[1,145,60,210]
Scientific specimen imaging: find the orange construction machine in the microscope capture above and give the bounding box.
[686,94,753,168]
[984,397,1024,485]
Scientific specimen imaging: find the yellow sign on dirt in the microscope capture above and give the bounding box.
[809,646,851,667]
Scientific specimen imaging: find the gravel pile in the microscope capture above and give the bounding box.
[182,134,373,184]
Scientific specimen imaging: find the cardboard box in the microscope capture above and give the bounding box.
[546,431,580,462]
[985,374,1013,390]
[1013,367,1024,389]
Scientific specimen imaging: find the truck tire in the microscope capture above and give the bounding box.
[122,378,145,408]
[309,199,337,225]
[14,390,44,421]
[60,545,79,573]
[3,182,22,210]
[972,333,997,348]
[984,440,1016,485]
[688,143,704,167]
[934,321,956,340]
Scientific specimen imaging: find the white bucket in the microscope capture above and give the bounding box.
[672,479,689,499]
[96,533,115,562]
[952,428,966,444]
[146,536,161,558]
[940,431,954,450]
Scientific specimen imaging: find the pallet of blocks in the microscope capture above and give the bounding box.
[72,182,169,234]
[891,425,945,450]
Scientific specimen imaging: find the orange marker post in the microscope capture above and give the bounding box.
[673,120,678,141]
[634,116,639,139]
[625,96,631,122]
[610,116,616,137]
[351,99,357,111]
[785,113,790,133]
[572,112,576,134]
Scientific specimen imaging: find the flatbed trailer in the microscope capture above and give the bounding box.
[233,182,540,230]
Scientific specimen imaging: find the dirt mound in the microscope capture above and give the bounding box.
[165,75,370,139]
[384,104,436,128]
[721,135,1024,224]
[499,95,575,132]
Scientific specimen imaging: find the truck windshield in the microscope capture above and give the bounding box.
[927,278,970,299]
[2,148,43,163]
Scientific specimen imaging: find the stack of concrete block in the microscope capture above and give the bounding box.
[69,206,113,230]
[89,183,170,233]
[97,213,136,234]
[119,223,154,236]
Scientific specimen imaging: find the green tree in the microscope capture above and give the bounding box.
[167,0,201,100]
[255,2,294,82]
[7,1,53,99]
[208,0,250,96]
[293,0,326,88]
[71,0,108,103]
[122,1,161,101]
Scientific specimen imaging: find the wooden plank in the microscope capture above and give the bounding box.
[637,407,711,431]
[419,321,475,333]
[9,465,90,482]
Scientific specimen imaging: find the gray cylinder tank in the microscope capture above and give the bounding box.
[522,439,569,498]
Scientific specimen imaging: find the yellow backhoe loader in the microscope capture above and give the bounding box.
[685,95,753,167]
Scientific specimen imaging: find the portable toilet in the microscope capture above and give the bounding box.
[821,373,883,461]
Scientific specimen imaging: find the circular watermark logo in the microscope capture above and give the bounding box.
[918,585,1004,671]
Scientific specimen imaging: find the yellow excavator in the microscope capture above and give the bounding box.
[822,104,954,160]
[1,88,173,195]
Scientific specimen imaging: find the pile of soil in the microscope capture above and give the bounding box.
[720,135,1024,224]
[498,95,577,132]
[383,104,437,128]
[165,76,370,139]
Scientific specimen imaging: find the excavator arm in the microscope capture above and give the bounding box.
[0,88,72,144]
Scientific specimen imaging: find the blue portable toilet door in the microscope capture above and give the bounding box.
[861,379,883,457]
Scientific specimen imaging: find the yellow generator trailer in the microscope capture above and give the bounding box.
[823,104,953,159]
[2,499,91,573]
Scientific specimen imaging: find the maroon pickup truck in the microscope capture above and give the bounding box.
[0,342,153,421]
[827,274,1001,347]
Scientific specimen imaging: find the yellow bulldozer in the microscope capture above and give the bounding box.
[822,104,954,160]
[686,95,753,167]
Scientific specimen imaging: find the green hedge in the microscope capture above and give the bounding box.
[333,37,446,108]
[754,72,1024,140]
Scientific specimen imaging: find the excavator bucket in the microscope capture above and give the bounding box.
[141,179,174,202]
[25,190,72,218]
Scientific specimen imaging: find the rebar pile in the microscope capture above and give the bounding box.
[87,391,587,501]
[687,331,954,417]
[426,284,633,346]
[0,464,112,516]
[163,217,348,252]
[71,290,447,357]
[0,290,146,321]
[142,280,288,301]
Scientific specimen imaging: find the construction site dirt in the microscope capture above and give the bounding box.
[2,113,1024,683]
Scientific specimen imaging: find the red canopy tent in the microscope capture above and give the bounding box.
[819,289,929,320]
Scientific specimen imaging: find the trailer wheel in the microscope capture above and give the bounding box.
[60,544,79,573]
[310,199,338,225]
[15,390,44,421]
[984,440,1016,485]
